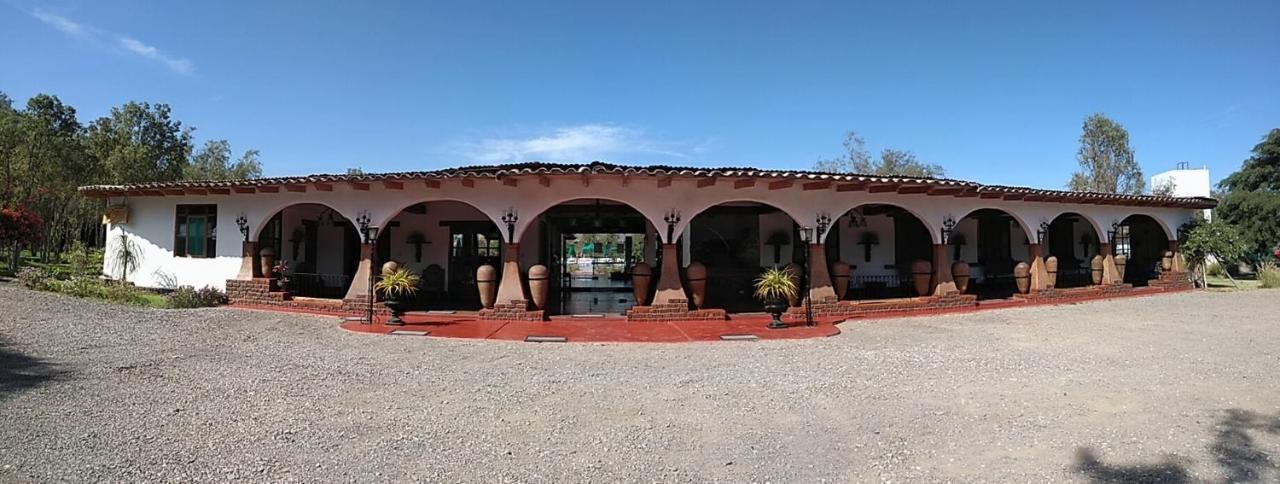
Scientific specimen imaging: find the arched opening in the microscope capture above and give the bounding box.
[828,204,933,299]
[256,203,359,299]
[520,198,660,316]
[378,200,502,311]
[683,201,802,313]
[952,208,1033,299]
[1045,212,1102,288]
[1117,214,1169,287]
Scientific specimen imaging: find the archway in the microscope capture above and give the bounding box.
[1045,212,1102,288]
[828,204,934,299]
[953,208,1034,299]
[520,198,660,316]
[377,200,501,311]
[1117,214,1170,287]
[683,201,802,313]
[256,203,359,299]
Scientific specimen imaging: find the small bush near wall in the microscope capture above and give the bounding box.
[1258,262,1280,289]
[17,267,53,290]
[165,286,226,308]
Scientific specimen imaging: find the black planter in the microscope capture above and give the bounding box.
[763,298,788,329]
[383,299,405,325]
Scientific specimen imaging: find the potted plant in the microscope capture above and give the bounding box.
[271,260,291,292]
[375,268,420,325]
[754,266,799,329]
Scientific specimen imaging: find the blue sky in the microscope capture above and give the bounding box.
[2,1,1277,189]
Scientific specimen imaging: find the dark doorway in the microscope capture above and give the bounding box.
[531,200,651,316]
[688,204,799,313]
[1119,216,1167,287]
[445,222,502,309]
[968,209,1020,299]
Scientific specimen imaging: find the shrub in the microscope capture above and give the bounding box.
[1205,260,1225,277]
[164,285,225,308]
[17,266,52,290]
[1258,262,1280,289]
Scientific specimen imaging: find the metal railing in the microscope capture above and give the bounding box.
[289,272,353,299]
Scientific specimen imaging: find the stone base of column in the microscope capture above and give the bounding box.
[1149,271,1194,291]
[930,244,958,296]
[479,298,545,321]
[626,299,727,322]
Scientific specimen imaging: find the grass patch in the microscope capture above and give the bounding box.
[1205,275,1263,291]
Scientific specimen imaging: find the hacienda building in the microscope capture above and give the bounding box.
[80,162,1213,322]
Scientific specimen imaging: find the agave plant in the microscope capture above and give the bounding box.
[110,233,142,283]
[375,268,421,301]
[753,266,799,303]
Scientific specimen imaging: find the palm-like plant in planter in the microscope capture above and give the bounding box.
[374,268,420,325]
[754,266,799,329]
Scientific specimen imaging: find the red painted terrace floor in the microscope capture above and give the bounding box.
[229,285,1186,343]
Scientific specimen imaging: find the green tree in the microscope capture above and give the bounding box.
[185,139,263,180]
[1069,113,1144,194]
[814,131,945,178]
[86,101,193,184]
[1216,128,1280,258]
[1180,218,1247,287]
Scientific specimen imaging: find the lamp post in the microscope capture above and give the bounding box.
[502,209,518,243]
[798,225,815,327]
[355,211,379,325]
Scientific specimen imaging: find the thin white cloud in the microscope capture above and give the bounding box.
[456,124,690,164]
[27,9,194,75]
[119,37,193,75]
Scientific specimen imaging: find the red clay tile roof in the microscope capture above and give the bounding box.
[78,161,1217,209]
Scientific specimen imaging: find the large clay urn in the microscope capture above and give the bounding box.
[259,247,277,277]
[784,263,803,306]
[631,263,652,306]
[951,261,971,294]
[381,260,399,275]
[476,264,497,309]
[831,261,851,300]
[1045,256,1059,289]
[1161,250,1174,272]
[1090,255,1104,285]
[1114,255,1127,282]
[686,261,708,309]
[910,260,932,297]
[527,264,549,310]
[1014,262,1031,294]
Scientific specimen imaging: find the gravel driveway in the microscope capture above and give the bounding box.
[2,284,1278,483]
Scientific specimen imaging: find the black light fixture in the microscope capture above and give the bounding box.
[663,210,681,243]
[235,214,249,241]
[356,211,377,243]
[1107,220,1119,246]
[502,208,518,243]
[846,209,867,228]
[1037,219,1050,246]
[815,213,832,244]
[940,215,957,244]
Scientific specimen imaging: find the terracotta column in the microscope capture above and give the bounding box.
[930,244,958,296]
[494,243,527,307]
[1100,243,1121,285]
[1168,240,1185,273]
[237,240,258,279]
[652,243,687,306]
[1028,243,1049,291]
[343,243,376,301]
[807,244,837,303]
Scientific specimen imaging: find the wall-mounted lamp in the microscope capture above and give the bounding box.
[1037,219,1050,246]
[1107,220,1119,246]
[502,208,518,243]
[356,211,377,243]
[814,213,832,243]
[940,214,957,244]
[235,214,249,241]
[664,210,682,242]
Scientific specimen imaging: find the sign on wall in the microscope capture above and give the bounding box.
[102,205,129,225]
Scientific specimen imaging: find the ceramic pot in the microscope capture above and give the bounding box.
[1090,255,1104,285]
[383,299,404,325]
[1045,256,1058,289]
[528,264,549,309]
[910,259,932,297]
[476,264,497,309]
[631,263,652,306]
[686,261,708,309]
[784,263,803,306]
[1114,255,1127,282]
[1161,250,1173,272]
[831,261,851,300]
[951,261,971,294]
[1014,262,1031,294]
[259,247,277,277]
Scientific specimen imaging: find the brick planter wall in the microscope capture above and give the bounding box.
[226,278,363,315]
[478,299,546,321]
[626,299,728,322]
[783,294,978,321]
[1149,271,1194,291]
[1013,284,1134,303]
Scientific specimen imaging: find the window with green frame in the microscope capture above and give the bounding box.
[175,204,218,257]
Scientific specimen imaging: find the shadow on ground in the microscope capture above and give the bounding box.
[1075,409,1280,483]
[0,336,64,399]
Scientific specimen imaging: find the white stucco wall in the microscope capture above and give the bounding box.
[100,175,1199,291]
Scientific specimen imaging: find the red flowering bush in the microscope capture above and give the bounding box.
[0,205,44,245]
